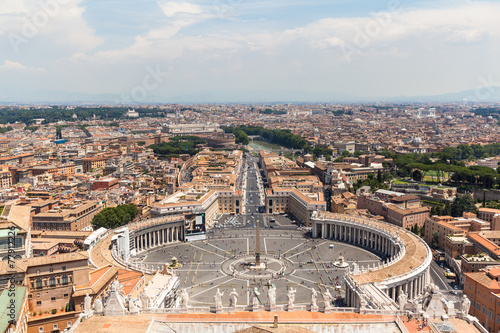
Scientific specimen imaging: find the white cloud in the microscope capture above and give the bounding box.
[0,0,103,53]
[0,0,29,15]
[0,60,45,72]
[158,1,202,17]
[2,0,500,100]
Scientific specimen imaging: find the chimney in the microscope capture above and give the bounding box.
[274,314,278,328]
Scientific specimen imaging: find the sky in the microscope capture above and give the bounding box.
[0,0,499,103]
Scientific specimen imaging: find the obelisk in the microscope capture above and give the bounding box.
[255,218,261,266]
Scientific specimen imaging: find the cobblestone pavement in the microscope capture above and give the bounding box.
[142,226,381,308]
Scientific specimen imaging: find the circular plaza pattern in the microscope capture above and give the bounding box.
[221,254,295,280]
[139,224,382,308]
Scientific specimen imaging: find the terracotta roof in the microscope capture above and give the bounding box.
[24,251,89,268]
[73,265,118,297]
[467,233,500,257]
[465,271,500,292]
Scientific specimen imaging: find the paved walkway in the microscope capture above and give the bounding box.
[77,311,482,333]
[76,311,399,333]
[90,234,127,269]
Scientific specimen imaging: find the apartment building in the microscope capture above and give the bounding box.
[151,185,242,228]
[477,158,500,169]
[0,252,90,333]
[152,150,244,229]
[357,191,430,229]
[424,214,490,252]
[478,208,500,230]
[0,205,32,261]
[0,165,12,188]
[0,153,35,167]
[30,163,75,177]
[162,122,220,135]
[25,252,89,311]
[31,201,102,232]
[464,266,500,332]
[261,152,326,226]
[82,157,106,173]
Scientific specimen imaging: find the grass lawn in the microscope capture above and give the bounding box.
[423,170,450,182]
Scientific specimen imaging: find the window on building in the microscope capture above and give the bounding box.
[482,305,486,314]
[489,309,493,318]
[36,269,40,275]
[36,301,41,306]
[36,278,42,289]
[53,324,58,329]
[67,321,72,327]
[51,297,55,301]
[49,276,55,287]
[38,327,44,332]
[64,293,68,298]
[476,301,480,310]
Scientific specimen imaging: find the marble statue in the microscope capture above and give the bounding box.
[268,284,276,309]
[84,293,92,314]
[287,287,296,308]
[180,288,189,309]
[104,282,126,316]
[461,294,471,316]
[111,279,123,294]
[351,262,360,275]
[397,291,408,311]
[140,289,150,309]
[322,289,333,311]
[129,298,139,314]
[94,298,103,313]
[229,288,239,308]
[311,288,318,308]
[250,287,260,308]
[214,288,224,312]
[359,293,368,310]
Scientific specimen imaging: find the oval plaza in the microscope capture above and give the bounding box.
[312,211,432,310]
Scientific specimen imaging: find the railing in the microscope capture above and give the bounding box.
[396,315,410,333]
[144,305,359,314]
[427,319,440,333]
[66,311,90,333]
[111,245,168,274]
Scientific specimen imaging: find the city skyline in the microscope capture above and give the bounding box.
[1,0,500,103]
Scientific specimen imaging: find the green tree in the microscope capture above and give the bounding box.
[451,194,477,217]
[91,204,139,230]
[431,232,439,249]
[234,130,249,145]
[411,169,422,181]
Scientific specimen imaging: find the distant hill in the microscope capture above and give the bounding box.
[1,87,499,105]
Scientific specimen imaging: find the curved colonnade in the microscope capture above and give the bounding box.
[311,211,432,310]
[129,215,185,253]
